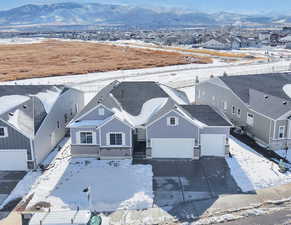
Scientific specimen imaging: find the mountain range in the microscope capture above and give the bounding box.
[0,2,290,27]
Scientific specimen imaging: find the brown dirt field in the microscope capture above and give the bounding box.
[0,40,212,82]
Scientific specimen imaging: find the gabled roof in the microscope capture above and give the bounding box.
[74,81,190,127]
[219,73,291,104]
[0,85,67,138]
[180,105,232,127]
[0,85,67,98]
[110,81,170,116]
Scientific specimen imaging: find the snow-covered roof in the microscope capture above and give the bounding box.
[0,95,30,115]
[74,81,190,128]
[112,97,169,126]
[68,120,105,128]
[31,86,63,113]
[283,84,291,98]
[159,84,189,105]
[0,85,66,137]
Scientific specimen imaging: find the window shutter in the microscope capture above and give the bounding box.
[122,133,126,145]
[176,117,179,126]
[76,131,81,145]
[4,127,8,137]
[92,132,96,145]
[166,117,170,126]
[106,133,110,145]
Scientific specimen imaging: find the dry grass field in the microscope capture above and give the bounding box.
[0,40,212,82]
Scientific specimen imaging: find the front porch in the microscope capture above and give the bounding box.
[71,145,132,159]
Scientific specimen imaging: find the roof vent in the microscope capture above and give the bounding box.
[8,112,14,116]
[283,101,287,105]
[264,95,269,99]
[23,105,27,109]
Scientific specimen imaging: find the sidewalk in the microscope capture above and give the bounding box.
[2,182,291,225]
[105,182,291,225]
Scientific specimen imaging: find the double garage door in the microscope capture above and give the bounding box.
[151,138,195,158]
[151,134,226,159]
[0,150,28,171]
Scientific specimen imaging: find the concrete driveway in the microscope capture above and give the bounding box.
[135,157,242,207]
[0,171,26,217]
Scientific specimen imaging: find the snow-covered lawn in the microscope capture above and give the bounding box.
[24,139,153,212]
[1,138,153,213]
[275,149,291,164]
[41,159,153,212]
[227,137,291,192]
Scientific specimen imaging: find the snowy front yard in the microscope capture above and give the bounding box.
[1,139,153,212]
[29,159,153,212]
[227,137,291,192]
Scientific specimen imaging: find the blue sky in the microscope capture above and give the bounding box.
[1,0,290,14]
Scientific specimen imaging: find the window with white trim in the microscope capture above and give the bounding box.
[246,112,254,126]
[279,126,285,139]
[167,116,179,126]
[237,108,241,118]
[0,127,7,138]
[109,133,123,145]
[98,107,105,116]
[80,132,93,144]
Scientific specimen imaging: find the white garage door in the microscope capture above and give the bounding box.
[201,134,226,157]
[151,138,194,158]
[0,150,28,171]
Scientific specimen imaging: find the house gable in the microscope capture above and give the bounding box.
[99,117,132,147]
[147,110,200,140]
[78,104,114,121]
[0,119,32,160]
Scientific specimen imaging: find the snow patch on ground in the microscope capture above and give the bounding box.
[0,38,45,45]
[275,149,291,164]
[0,138,70,210]
[0,171,41,210]
[25,139,153,212]
[227,137,291,192]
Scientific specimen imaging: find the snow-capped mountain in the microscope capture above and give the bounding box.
[0,2,287,27]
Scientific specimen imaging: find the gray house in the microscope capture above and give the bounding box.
[68,81,232,160]
[0,85,84,171]
[195,73,291,150]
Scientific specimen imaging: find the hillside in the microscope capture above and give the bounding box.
[0,2,287,27]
